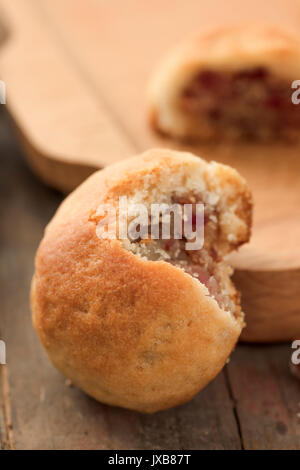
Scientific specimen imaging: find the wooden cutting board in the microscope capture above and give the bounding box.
[1,0,300,342]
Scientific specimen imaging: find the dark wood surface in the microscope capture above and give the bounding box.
[0,109,300,450]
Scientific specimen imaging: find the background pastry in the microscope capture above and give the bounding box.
[149,26,300,141]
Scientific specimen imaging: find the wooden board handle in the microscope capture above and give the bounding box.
[0,0,135,191]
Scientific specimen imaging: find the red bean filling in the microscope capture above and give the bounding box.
[153,197,230,309]
[127,195,232,310]
[180,67,300,139]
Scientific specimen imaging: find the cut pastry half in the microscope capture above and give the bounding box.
[149,26,300,141]
[31,149,252,413]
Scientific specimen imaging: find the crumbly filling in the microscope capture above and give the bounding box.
[180,67,300,139]
[122,193,236,314]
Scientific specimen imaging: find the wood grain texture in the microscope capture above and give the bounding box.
[0,0,135,191]
[0,366,14,450]
[0,368,5,449]
[227,344,300,450]
[1,109,300,449]
[0,0,300,341]
[0,110,242,450]
[233,269,300,342]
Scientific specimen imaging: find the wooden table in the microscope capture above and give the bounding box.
[1,0,300,344]
[0,110,300,450]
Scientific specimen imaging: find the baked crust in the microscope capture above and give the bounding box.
[31,149,252,413]
[149,26,300,140]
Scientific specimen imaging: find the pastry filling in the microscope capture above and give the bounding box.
[180,67,300,139]
[122,193,237,315]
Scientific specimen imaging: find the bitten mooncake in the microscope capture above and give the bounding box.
[31,149,252,413]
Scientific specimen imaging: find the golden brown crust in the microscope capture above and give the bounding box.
[148,25,300,140]
[31,149,251,413]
